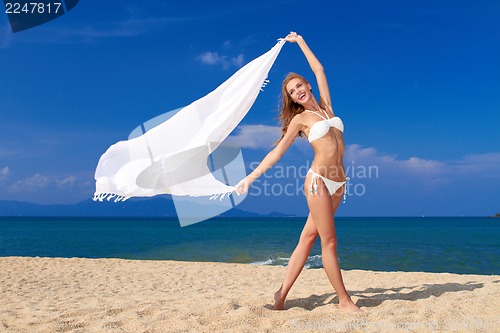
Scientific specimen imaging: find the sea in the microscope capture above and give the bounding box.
[0,216,498,275]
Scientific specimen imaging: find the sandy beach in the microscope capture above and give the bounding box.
[0,257,498,332]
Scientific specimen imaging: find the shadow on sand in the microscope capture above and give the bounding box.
[265,281,484,310]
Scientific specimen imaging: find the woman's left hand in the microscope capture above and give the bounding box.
[234,178,250,195]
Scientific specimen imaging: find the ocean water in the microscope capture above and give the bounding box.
[0,217,498,275]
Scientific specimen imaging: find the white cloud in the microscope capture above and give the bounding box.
[7,13,200,45]
[345,144,500,183]
[11,173,50,191]
[226,125,281,149]
[231,54,245,67]
[452,152,500,177]
[0,166,9,181]
[403,156,445,172]
[198,51,225,65]
[0,169,94,204]
[198,51,245,69]
[45,14,195,39]
[346,144,446,177]
[55,176,77,187]
[0,144,25,158]
[10,173,78,192]
[197,37,249,69]
[1,20,143,46]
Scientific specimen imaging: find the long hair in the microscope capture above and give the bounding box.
[273,72,308,146]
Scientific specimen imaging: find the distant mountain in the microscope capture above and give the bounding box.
[0,198,294,218]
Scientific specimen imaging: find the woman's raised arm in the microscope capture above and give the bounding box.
[285,32,333,113]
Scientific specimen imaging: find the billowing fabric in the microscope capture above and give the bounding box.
[93,39,286,202]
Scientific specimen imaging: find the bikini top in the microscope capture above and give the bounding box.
[304,109,344,142]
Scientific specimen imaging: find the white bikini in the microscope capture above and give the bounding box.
[303,109,349,201]
[305,110,344,143]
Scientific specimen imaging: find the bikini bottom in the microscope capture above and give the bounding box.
[307,168,350,202]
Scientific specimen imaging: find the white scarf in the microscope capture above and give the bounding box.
[93,39,286,203]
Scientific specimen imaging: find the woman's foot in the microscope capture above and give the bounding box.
[339,300,364,313]
[273,289,285,310]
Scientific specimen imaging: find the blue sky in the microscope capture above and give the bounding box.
[0,0,499,216]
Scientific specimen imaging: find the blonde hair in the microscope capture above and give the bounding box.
[273,72,308,146]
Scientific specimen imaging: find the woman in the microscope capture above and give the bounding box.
[235,32,363,313]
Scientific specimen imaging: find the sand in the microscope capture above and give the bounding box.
[0,257,498,332]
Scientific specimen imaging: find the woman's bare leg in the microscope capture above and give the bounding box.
[274,212,318,310]
[306,177,363,313]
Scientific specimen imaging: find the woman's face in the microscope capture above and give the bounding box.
[286,78,311,105]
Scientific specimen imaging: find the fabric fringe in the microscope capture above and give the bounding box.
[208,189,238,201]
[260,78,270,92]
[343,177,350,204]
[93,189,238,203]
[93,192,129,203]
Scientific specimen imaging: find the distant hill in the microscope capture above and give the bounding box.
[0,198,293,218]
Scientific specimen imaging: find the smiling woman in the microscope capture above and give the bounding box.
[234,32,362,313]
